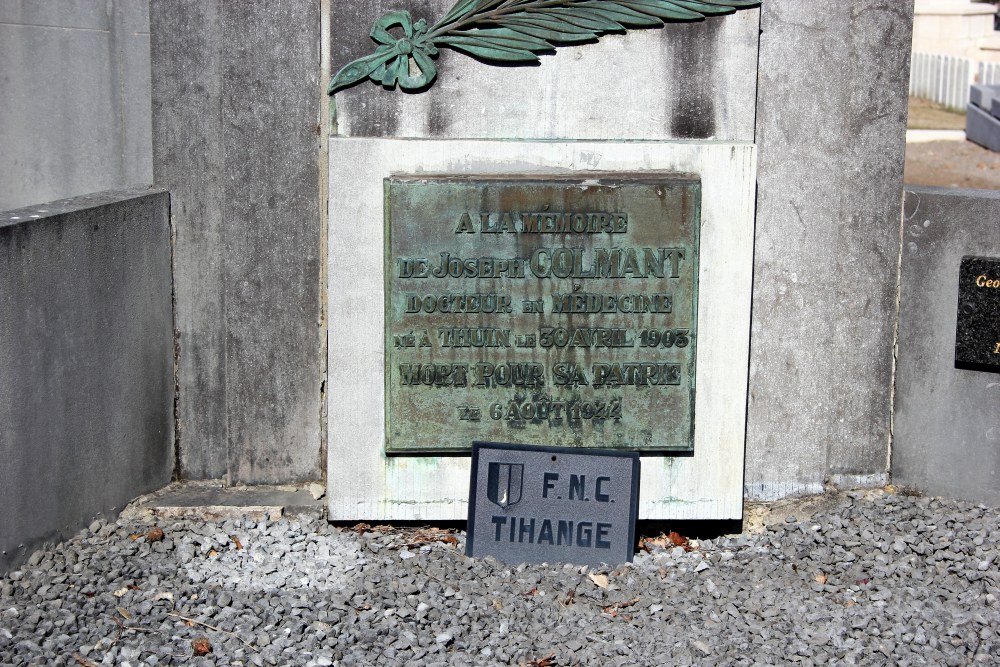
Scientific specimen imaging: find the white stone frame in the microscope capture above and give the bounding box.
[328,138,756,521]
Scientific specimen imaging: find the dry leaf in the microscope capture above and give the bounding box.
[406,527,460,548]
[73,654,99,667]
[602,597,640,615]
[116,606,132,620]
[524,587,540,597]
[588,573,609,589]
[231,535,243,550]
[112,587,129,598]
[526,651,558,667]
[128,533,142,541]
[208,549,219,558]
[814,573,828,585]
[668,531,694,551]
[191,636,212,656]
[147,527,165,542]
[154,592,174,602]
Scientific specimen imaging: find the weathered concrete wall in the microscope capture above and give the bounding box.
[747,1,915,499]
[149,0,920,500]
[332,1,759,141]
[0,0,152,211]
[151,0,324,484]
[0,188,173,573]
[893,187,1000,505]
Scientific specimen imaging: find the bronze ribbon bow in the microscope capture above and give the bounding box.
[329,10,439,93]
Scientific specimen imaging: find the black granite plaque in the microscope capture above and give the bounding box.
[956,256,1000,372]
[467,442,640,566]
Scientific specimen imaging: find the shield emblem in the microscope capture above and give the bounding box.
[486,462,523,509]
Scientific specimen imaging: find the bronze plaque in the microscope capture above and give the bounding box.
[385,175,700,453]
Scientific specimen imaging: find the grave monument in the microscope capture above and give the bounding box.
[327,0,759,521]
[1,0,941,574]
[144,0,916,531]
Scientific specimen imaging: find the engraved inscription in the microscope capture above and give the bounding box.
[386,177,700,453]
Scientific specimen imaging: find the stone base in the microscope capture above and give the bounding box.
[970,85,1000,111]
[966,103,1000,152]
[894,187,1000,506]
[125,481,325,523]
[327,138,756,521]
[0,188,172,574]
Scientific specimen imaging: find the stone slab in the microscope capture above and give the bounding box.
[151,0,227,479]
[330,0,759,141]
[131,482,324,522]
[966,103,1000,152]
[466,443,639,566]
[151,0,324,483]
[328,138,756,521]
[0,0,110,30]
[0,23,116,209]
[747,0,912,500]
[220,0,324,484]
[906,129,966,143]
[0,0,152,211]
[0,188,173,574]
[893,187,1000,506]
[955,256,1000,371]
[970,84,1000,110]
[118,2,152,188]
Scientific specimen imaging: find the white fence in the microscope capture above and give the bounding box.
[979,60,1000,87]
[910,53,975,110]
[909,53,1000,110]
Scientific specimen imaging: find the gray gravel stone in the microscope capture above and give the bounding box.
[0,493,998,665]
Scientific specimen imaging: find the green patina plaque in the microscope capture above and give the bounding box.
[385,175,700,454]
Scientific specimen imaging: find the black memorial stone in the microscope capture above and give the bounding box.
[467,442,639,566]
[956,255,1000,372]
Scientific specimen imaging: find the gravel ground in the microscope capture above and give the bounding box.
[1,490,998,666]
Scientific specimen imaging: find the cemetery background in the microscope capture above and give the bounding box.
[2,0,1000,664]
